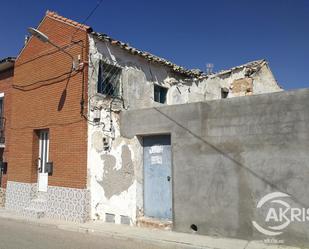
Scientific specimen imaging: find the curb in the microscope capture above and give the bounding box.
[57,224,209,249]
[0,210,304,249]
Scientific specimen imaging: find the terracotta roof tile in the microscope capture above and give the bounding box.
[43,11,266,79]
[46,10,91,31]
[92,31,204,78]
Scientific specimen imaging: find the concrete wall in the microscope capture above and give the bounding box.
[120,89,309,246]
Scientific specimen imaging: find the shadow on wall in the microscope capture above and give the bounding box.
[152,106,309,210]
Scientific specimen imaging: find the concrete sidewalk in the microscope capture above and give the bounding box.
[0,208,302,249]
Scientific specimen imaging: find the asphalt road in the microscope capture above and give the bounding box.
[0,218,170,249]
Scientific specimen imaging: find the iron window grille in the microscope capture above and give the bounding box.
[97,60,122,97]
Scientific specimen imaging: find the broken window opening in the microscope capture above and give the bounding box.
[221,87,229,99]
[154,84,168,104]
[97,61,122,97]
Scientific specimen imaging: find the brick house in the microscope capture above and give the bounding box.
[3,11,282,224]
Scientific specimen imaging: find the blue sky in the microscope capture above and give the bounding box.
[1,0,308,90]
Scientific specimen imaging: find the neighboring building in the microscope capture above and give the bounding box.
[3,11,282,226]
[0,57,14,206]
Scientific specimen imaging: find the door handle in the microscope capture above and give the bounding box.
[167,176,171,182]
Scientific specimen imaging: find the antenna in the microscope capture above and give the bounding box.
[206,63,214,75]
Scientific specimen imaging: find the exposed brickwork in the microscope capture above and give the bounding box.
[231,78,253,96]
[0,68,13,188]
[8,13,89,189]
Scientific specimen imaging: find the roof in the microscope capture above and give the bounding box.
[46,11,91,31]
[207,59,267,79]
[43,10,202,78]
[0,57,15,72]
[91,32,203,78]
[39,11,268,80]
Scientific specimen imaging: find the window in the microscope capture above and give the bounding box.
[154,84,168,104]
[97,61,122,96]
[221,87,229,99]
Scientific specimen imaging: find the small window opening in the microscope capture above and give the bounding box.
[221,87,229,99]
[97,61,122,96]
[154,84,168,104]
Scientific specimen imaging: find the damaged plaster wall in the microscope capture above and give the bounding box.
[199,63,282,100]
[86,34,190,224]
[86,35,283,225]
[169,63,282,103]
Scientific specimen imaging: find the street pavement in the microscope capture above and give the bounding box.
[0,208,304,249]
[0,218,169,249]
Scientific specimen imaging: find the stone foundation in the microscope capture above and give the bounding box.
[5,181,90,222]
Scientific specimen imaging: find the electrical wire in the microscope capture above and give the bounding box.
[12,70,77,91]
[71,0,104,41]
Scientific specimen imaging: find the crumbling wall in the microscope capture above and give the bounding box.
[87,35,190,224]
[174,64,282,102]
[252,64,282,94]
[87,35,283,226]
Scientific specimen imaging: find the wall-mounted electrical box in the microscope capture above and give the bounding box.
[45,162,53,176]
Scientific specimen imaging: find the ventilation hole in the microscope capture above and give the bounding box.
[191,224,198,232]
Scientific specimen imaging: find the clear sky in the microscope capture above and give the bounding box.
[1,0,308,90]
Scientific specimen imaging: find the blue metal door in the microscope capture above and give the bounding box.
[143,135,172,219]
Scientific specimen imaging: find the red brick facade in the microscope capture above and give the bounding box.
[8,12,90,189]
[0,66,14,188]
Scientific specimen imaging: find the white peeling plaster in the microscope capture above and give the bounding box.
[169,65,282,103]
[87,35,189,224]
[86,34,283,226]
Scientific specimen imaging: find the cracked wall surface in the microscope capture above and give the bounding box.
[168,63,282,103]
[86,35,283,226]
[87,34,180,224]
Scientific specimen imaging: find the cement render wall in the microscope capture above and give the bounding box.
[120,89,309,246]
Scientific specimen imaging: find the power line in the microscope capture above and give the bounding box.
[71,0,104,40]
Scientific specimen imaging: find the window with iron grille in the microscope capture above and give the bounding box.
[97,61,122,96]
[154,84,168,104]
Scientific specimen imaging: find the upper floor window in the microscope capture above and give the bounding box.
[97,61,122,96]
[154,84,167,104]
